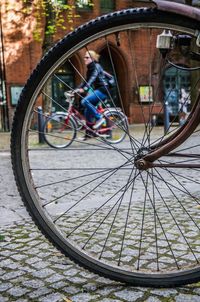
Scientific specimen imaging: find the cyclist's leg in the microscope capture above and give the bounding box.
[81,90,107,123]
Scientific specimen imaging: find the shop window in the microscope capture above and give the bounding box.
[76,0,93,11]
[100,0,115,13]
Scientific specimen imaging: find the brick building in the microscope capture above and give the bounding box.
[0,0,199,130]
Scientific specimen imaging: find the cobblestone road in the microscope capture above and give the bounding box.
[1,151,200,301]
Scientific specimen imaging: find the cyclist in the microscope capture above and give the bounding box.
[75,50,109,140]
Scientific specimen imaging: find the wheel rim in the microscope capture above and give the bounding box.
[15,16,200,285]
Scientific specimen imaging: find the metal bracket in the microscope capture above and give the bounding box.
[196,31,200,47]
[130,0,157,5]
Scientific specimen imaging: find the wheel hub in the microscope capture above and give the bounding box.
[134,147,152,170]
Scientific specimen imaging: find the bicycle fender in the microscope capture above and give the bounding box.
[154,0,200,22]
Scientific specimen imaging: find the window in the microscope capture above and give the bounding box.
[163,66,191,116]
[10,86,24,106]
[100,0,115,13]
[76,0,93,11]
[51,0,67,4]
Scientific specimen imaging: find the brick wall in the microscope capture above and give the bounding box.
[1,0,196,126]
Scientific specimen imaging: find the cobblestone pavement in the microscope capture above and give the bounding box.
[2,220,200,302]
[1,150,200,301]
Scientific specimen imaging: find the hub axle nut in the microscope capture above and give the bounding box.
[136,159,151,170]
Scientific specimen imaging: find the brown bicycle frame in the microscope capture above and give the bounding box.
[141,94,200,167]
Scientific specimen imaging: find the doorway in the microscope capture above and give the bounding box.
[52,63,75,112]
[99,46,128,114]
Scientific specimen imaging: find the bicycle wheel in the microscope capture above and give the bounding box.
[43,113,76,148]
[103,110,127,144]
[11,7,200,287]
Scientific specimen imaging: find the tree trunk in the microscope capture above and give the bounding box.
[42,1,56,54]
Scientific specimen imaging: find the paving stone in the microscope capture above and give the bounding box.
[194,288,200,294]
[4,243,22,249]
[19,265,35,273]
[51,263,72,270]
[0,282,12,292]
[0,240,10,246]
[0,268,5,276]
[0,250,17,256]
[45,273,65,283]
[63,268,80,277]
[145,297,162,302]
[25,257,41,265]
[36,242,51,249]
[48,255,66,263]
[15,238,33,243]
[79,270,97,279]
[11,277,29,284]
[95,276,116,285]
[10,253,27,261]
[71,293,100,301]
[68,276,87,284]
[22,279,45,289]
[151,288,178,297]
[37,251,53,258]
[30,260,49,269]
[175,294,200,302]
[101,299,122,302]
[2,261,19,270]
[29,231,42,238]
[1,270,26,281]
[0,258,15,267]
[31,268,55,278]
[62,286,80,294]
[38,292,64,302]
[114,289,144,301]
[50,281,66,290]
[7,286,30,297]
[0,295,9,302]
[25,240,41,246]
[96,286,117,296]
[27,287,52,299]
[82,282,97,292]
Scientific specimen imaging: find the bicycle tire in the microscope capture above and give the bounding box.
[43,113,77,148]
[11,7,200,287]
[103,109,127,144]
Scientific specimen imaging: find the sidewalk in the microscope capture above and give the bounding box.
[0,132,10,151]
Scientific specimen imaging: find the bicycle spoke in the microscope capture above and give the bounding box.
[65,169,139,237]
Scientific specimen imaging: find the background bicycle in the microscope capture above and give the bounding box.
[42,90,128,148]
[11,1,200,287]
